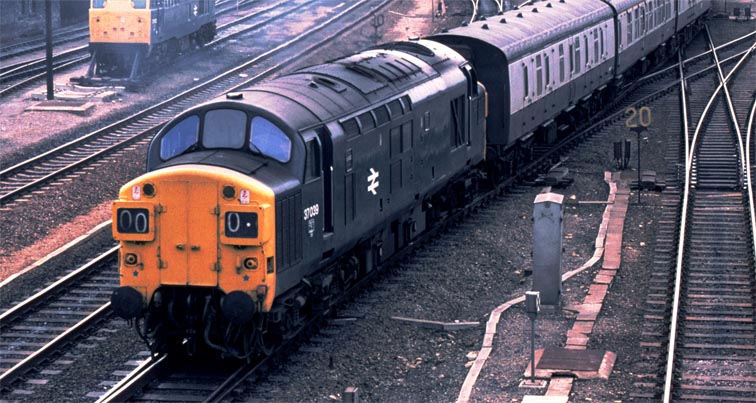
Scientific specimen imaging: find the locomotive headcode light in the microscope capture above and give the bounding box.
[117,208,150,234]
[225,212,258,238]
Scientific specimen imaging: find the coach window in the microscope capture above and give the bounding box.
[250,116,291,163]
[93,0,106,7]
[535,55,543,96]
[618,19,623,48]
[568,43,574,75]
[522,64,529,100]
[593,29,599,62]
[584,35,589,66]
[132,0,146,8]
[203,109,246,149]
[666,0,671,20]
[634,9,640,38]
[160,115,200,160]
[544,53,550,88]
[574,39,581,74]
[627,13,633,44]
[600,28,605,57]
[559,44,565,82]
[640,7,646,35]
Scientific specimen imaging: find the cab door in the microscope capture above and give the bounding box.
[158,180,219,286]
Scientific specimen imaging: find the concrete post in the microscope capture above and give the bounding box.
[532,192,563,307]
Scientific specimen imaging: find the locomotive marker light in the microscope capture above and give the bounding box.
[525,291,540,385]
[625,106,652,204]
[532,192,563,308]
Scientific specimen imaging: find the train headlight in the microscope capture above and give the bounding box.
[243,257,258,270]
[224,212,258,238]
[124,253,139,266]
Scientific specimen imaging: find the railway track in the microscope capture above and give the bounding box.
[0,247,119,390]
[0,24,88,68]
[0,0,389,208]
[632,25,756,401]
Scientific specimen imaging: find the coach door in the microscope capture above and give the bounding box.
[158,180,219,287]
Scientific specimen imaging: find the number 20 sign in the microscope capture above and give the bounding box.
[625,106,652,128]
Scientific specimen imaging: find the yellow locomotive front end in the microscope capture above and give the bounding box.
[89,0,151,45]
[111,165,277,356]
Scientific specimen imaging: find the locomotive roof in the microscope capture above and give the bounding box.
[432,0,613,61]
[234,39,463,132]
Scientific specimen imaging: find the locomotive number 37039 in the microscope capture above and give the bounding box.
[303,204,320,221]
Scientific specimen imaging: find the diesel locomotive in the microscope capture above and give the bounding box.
[110,0,709,358]
[85,0,216,83]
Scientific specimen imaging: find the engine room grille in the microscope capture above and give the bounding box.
[276,192,303,269]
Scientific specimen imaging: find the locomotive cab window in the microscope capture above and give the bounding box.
[250,116,291,163]
[203,109,246,149]
[160,115,200,160]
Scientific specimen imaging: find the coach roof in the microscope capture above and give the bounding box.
[431,0,613,61]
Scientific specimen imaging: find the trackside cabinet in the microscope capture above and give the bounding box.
[532,192,563,306]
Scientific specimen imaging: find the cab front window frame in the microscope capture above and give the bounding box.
[157,108,292,164]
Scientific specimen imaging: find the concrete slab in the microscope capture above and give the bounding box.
[26,100,95,115]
